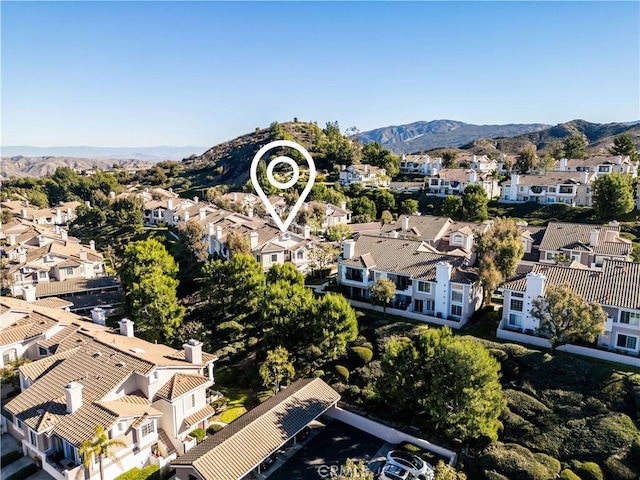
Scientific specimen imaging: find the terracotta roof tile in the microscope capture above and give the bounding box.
[155,373,211,401]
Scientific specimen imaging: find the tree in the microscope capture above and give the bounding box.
[380,210,394,225]
[516,145,537,174]
[537,154,555,174]
[0,357,30,391]
[309,243,340,276]
[531,283,606,354]
[592,173,635,219]
[442,195,463,219]
[201,254,265,321]
[111,197,144,236]
[478,255,503,305]
[562,134,587,159]
[315,293,358,360]
[266,263,305,286]
[361,141,400,178]
[367,189,395,213]
[178,219,209,262]
[370,278,396,317]
[259,346,295,393]
[326,224,353,243]
[375,327,504,442]
[434,461,467,480]
[476,218,525,280]
[610,133,638,161]
[349,197,377,223]
[1,258,15,294]
[461,184,488,222]
[79,425,127,480]
[400,199,419,215]
[442,150,458,168]
[331,459,374,480]
[226,231,251,256]
[1,208,13,224]
[119,238,179,290]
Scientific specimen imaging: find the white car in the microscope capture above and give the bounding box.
[386,451,434,480]
[378,462,416,480]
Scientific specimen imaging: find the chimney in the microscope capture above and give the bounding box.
[56,208,62,223]
[340,200,347,210]
[199,208,206,220]
[64,382,83,414]
[61,230,68,241]
[91,307,106,325]
[79,249,87,262]
[469,169,478,184]
[18,248,27,264]
[525,272,545,298]
[559,158,567,171]
[66,207,72,220]
[118,318,135,337]
[89,240,96,251]
[247,208,254,218]
[589,229,599,248]
[193,196,199,204]
[167,199,173,210]
[8,235,16,246]
[343,239,355,259]
[432,167,438,176]
[21,285,36,303]
[364,165,369,173]
[402,216,410,232]
[391,230,399,239]
[109,191,116,200]
[215,226,223,241]
[21,208,28,219]
[183,339,203,364]
[249,231,259,250]
[616,155,622,165]
[341,165,346,171]
[580,171,589,184]
[303,225,311,239]
[208,223,215,237]
[184,211,190,223]
[233,192,238,202]
[85,201,91,208]
[38,235,47,247]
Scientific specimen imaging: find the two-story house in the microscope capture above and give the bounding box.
[426,169,500,198]
[500,172,595,206]
[499,260,640,363]
[3,301,218,480]
[339,164,389,187]
[538,221,633,269]
[337,235,482,327]
[554,155,638,178]
[399,154,443,176]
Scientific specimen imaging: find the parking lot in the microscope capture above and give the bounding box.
[268,419,386,480]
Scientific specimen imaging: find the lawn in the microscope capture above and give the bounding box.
[211,386,259,424]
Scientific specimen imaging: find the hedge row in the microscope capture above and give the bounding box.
[115,465,160,480]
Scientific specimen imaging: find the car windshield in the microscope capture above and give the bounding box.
[392,451,423,469]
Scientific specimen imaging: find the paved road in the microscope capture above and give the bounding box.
[268,420,384,480]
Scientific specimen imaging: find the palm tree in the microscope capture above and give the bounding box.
[79,425,126,480]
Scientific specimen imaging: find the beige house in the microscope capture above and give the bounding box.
[426,168,500,198]
[399,154,443,176]
[554,155,638,178]
[501,172,595,206]
[339,164,389,187]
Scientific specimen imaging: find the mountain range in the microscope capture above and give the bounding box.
[354,120,551,154]
[1,145,206,161]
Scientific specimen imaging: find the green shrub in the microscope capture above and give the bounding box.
[631,437,640,468]
[217,321,244,340]
[603,456,638,480]
[349,346,373,366]
[207,424,224,435]
[479,443,560,480]
[503,390,550,419]
[483,471,509,480]
[191,428,206,443]
[5,463,38,480]
[335,365,349,381]
[0,450,23,467]
[312,370,325,378]
[488,348,509,363]
[532,453,560,477]
[115,465,160,480]
[559,469,581,480]
[573,461,603,480]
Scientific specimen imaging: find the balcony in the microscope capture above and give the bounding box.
[45,450,81,476]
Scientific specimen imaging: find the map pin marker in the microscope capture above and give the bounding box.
[250,140,316,233]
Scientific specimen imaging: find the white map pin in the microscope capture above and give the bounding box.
[250,140,316,233]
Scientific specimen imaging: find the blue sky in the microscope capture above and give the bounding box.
[2,1,639,147]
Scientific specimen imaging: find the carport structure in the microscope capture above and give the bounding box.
[172,378,341,480]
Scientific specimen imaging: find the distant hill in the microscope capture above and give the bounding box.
[435,120,640,157]
[354,120,550,154]
[0,156,153,179]
[1,145,206,161]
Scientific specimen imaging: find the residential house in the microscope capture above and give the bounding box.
[554,155,638,178]
[3,299,218,480]
[339,164,389,187]
[1,200,80,225]
[466,154,498,173]
[296,201,351,232]
[399,154,442,176]
[337,235,482,327]
[500,172,595,206]
[426,169,500,198]
[499,260,640,362]
[538,221,632,269]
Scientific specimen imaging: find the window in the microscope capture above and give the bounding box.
[30,430,37,447]
[620,311,640,326]
[616,334,638,351]
[548,187,556,193]
[65,267,74,275]
[451,285,463,303]
[3,349,17,365]
[184,393,196,411]
[598,166,610,173]
[451,235,462,245]
[509,314,522,328]
[545,252,556,261]
[141,420,155,438]
[38,347,48,356]
[270,254,278,263]
[510,298,524,312]
[296,250,304,260]
[450,304,463,317]
[417,281,431,293]
[255,255,261,262]
[117,421,126,433]
[39,271,48,279]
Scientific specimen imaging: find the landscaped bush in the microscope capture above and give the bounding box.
[312,370,325,378]
[479,443,561,480]
[483,471,509,480]
[559,469,580,480]
[603,456,638,480]
[572,461,603,480]
[0,450,23,467]
[631,437,640,468]
[503,389,550,419]
[335,365,349,381]
[5,463,38,480]
[216,321,244,340]
[115,465,160,480]
[488,348,509,363]
[207,424,223,435]
[191,428,206,443]
[348,346,373,366]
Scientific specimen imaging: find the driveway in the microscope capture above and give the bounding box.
[268,420,384,480]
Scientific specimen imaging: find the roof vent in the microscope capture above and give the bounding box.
[130,347,145,354]
[115,361,126,367]
[93,352,102,358]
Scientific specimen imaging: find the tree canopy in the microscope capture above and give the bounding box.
[461,184,489,222]
[178,219,209,263]
[350,197,377,223]
[592,173,635,219]
[370,277,396,317]
[361,141,400,178]
[609,133,638,161]
[259,346,295,393]
[531,283,606,353]
[477,218,525,280]
[562,134,587,159]
[80,425,127,480]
